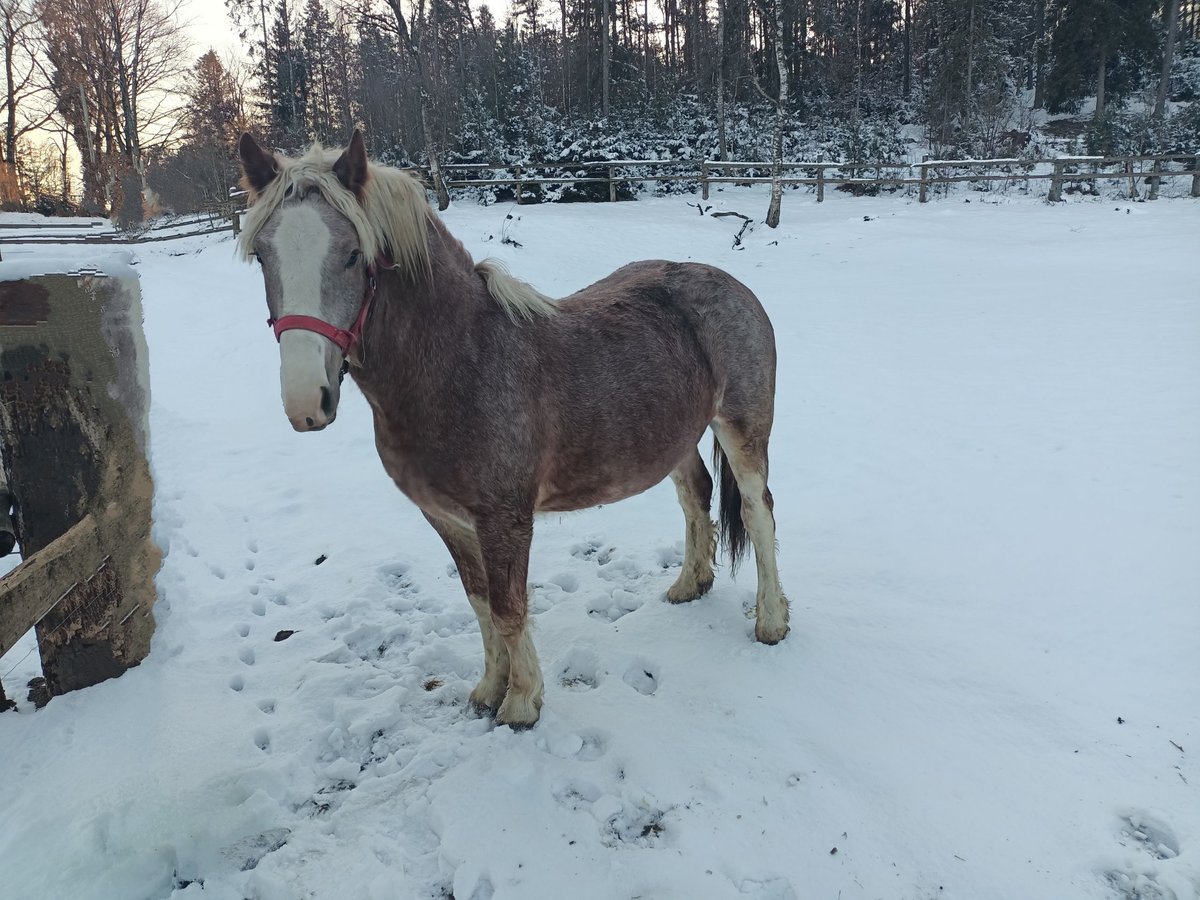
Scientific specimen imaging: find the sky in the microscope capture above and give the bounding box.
[183,0,244,59]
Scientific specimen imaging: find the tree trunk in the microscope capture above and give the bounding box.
[384,0,450,210]
[965,0,975,105]
[1095,38,1107,119]
[717,0,726,160]
[1033,0,1046,109]
[601,0,610,116]
[1154,0,1180,120]
[765,0,788,229]
[903,0,911,101]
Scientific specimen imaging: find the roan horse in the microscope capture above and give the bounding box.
[237,130,789,727]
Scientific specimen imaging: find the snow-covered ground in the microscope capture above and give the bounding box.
[1,189,1198,900]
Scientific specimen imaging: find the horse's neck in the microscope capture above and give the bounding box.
[353,219,488,407]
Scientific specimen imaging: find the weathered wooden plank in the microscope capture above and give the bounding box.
[0,516,101,657]
[0,267,159,699]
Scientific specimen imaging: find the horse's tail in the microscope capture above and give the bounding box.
[713,439,748,574]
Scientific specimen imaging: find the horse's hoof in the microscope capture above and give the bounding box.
[469,679,507,714]
[469,700,498,718]
[754,622,790,645]
[665,574,714,604]
[496,693,542,730]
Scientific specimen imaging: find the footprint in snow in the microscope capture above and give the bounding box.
[738,877,800,900]
[600,799,669,848]
[1118,812,1180,860]
[586,588,643,623]
[570,538,610,562]
[553,779,603,812]
[557,647,601,690]
[656,543,685,569]
[229,675,245,692]
[238,646,256,666]
[548,572,580,593]
[253,727,271,752]
[1101,812,1184,900]
[622,659,659,696]
[237,623,250,638]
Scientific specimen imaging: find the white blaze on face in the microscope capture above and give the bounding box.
[269,204,338,430]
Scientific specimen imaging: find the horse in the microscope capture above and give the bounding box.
[236,130,789,728]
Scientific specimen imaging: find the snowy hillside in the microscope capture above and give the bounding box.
[1,190,1198,900]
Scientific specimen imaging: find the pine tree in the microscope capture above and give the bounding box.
[1047,0,1158,118]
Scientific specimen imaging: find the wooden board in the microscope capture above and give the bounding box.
[0,268,159,699]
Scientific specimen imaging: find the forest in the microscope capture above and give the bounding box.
[3,0,1199,217]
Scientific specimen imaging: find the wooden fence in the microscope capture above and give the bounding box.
[0,155,1195,253]
[417,153,1200,205]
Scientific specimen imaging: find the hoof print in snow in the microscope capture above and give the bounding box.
[554,781,602,811]
[656,543,684,569]
[1118,813,1180,861]
[570,538,606,560]
[1103,870,1174,900]
[549,572,580,593]
[739,877,800,900]
[587,589,642,623]
[558,648,601,689]
[603,804,668,848]
[222,827,289,872]
[622,661,658,696]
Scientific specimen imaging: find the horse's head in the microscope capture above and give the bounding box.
[237,131,373,432]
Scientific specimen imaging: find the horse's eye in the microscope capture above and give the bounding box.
[254,252,263,264]
[345,250,361,269]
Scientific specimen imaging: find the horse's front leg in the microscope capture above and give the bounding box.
[477,508,544,728]
[423,513,510,714]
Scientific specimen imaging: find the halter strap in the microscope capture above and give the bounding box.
[266,258,391,363]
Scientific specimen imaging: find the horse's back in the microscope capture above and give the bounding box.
[556,258,777,405]
[530,260,777,511]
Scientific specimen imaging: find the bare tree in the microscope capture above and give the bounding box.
[380,0,451,209]
[38,0,187,214]
[1,0,52,206]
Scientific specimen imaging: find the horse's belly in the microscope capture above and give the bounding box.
[535,424,707,513]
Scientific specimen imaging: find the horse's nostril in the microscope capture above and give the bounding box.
[305,416,315,428]
[320,386,333,416]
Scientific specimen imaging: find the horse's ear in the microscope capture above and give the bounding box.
[333,129,369,198]
[238,133,277,196]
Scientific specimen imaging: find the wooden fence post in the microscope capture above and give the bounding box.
[1148,159,1161,201]
[919,162,929,203]
[1192,156,1200,197]
[701,160,709,201]
[1048,160,1065,202]
[0,265,159,701]
[515,164,524,205]
[816,167,825,203]
[1126,159,1139,200]
[608,165,617,202]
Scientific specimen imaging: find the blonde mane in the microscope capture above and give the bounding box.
[238,142,556,322]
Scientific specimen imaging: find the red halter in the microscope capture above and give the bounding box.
[267,262,382,362]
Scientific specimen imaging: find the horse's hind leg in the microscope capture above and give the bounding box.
[423,513,510,713]
[712,419,790,644]
[666,448,717,603]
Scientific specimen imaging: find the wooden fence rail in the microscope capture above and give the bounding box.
[1,155,1195,252]
[413,154,1200,206]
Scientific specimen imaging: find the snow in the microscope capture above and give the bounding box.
[1,189,1198,900]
